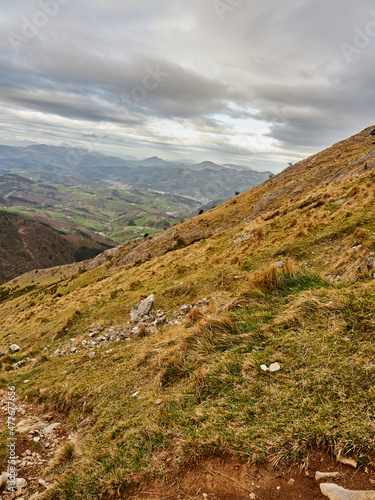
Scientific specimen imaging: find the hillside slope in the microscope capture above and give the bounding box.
[0,126,375,499]
[0,211,112,284]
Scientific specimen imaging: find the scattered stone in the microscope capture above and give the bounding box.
[287,478,295,485]
[13,359,26,369]
[155,399,163,405]
[88,351,96,360]
[70,347,77,353]
[274,260,286,268]
[130,294,155,323]
[132,325,140,335]
[180,304,192,315]
[38,479,48,488]
[337,455,357,468]
[316,472,342,481]
[15,477,27,490]
[9,344,20,353]
[44,423,61,434]
[24,380,30,384]
[0,472,8,488]
[234,234,253,244]
[261,363,281,372]
[347,245,362,255]
[16,420,49,434]
[130,391,139,398]
[269,362,281,372]
[249,494,256,499]
[320,483,375,499]
[33,437,40,442]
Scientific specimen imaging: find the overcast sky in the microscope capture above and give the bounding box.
[0,0,374,171]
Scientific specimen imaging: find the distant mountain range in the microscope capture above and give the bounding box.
[0,145,272,203]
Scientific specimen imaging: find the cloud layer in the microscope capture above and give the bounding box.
[1,0,374,170]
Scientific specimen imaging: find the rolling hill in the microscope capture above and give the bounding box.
[0,173,199,244]
[0,126,375,498]
[0,211,112,284]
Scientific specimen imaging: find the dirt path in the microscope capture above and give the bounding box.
[0,390,374,499]
[127,453,375,500]
[0,390,71,499]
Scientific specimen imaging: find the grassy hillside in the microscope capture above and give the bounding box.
[0,126,375,498]
[0,211,112,285]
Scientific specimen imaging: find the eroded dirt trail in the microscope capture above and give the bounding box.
[127,453,375,500]
[0,389,71,499]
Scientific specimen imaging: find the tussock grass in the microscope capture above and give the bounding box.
[1,126,375,497]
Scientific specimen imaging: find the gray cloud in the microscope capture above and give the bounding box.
[0,0,374,169]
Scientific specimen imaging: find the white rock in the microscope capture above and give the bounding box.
[130,391,139,398]
[320,483,375,499]
[347,245,362,255]
[315,471,341,481]
[16,420,49,434]
[43,423,60,434]
[337,455,357,468]
[38,478,48,488]
[15,478,27,495]
[274,260,286,268]
[260,364,269,371]
[130,294,155,323]
[269,362,281,372]
[9,344,20,353]
[0,472,8,488]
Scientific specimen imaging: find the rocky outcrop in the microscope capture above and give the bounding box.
[130,294,155,323]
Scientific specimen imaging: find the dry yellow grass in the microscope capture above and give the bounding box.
[0,125,375,498]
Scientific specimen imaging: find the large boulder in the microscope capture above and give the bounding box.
[130,294,155,323]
